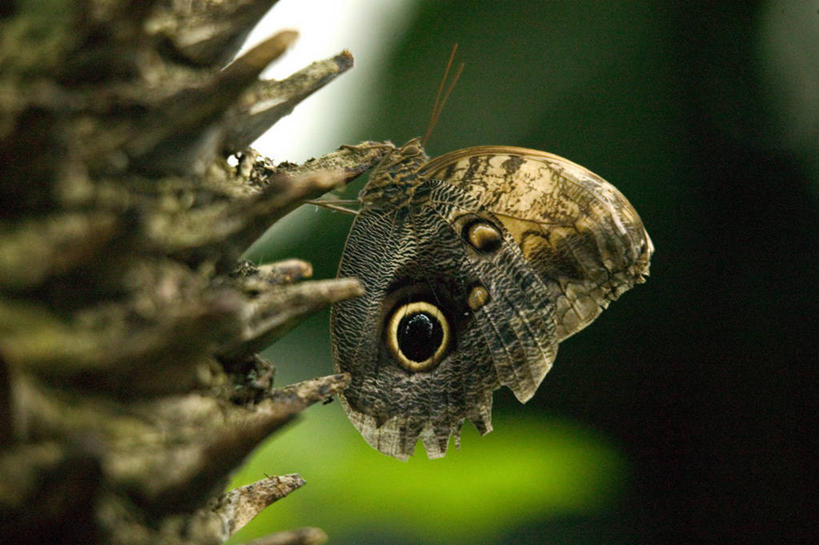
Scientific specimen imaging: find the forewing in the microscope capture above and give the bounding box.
[421,147,653,341]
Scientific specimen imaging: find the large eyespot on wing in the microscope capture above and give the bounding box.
[421,146,653,341]
[331,202,491,461]
[331,184,558,461]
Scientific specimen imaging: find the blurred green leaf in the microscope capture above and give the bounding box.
[228,408,628,544]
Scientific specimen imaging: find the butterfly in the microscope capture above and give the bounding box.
[329,137,653,460]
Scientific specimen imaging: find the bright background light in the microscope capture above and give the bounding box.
[238,0,419,269]
[238,0,417,162]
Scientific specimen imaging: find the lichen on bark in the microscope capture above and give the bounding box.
[0,2,391,543]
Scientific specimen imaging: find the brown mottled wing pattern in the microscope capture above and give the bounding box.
[420,146,653,341]
[331,176,558,460]
[331,141,652,461]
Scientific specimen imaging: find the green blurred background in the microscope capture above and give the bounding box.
[232,2,817,544]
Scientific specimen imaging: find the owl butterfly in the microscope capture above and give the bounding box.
[329,57,652,462]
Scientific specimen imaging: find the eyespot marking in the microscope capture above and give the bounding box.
[386,301,450,372]
[467,285,490,310]
[464,220,502,253]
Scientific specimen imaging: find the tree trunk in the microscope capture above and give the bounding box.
[0,2,388,543]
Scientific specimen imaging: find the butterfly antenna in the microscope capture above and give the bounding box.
[436,62,464,128]
[422,44,464,147]
[425,44,457,139]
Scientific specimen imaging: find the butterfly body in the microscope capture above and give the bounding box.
[331,139,652,460]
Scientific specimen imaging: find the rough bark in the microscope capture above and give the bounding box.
[0,2,392,543]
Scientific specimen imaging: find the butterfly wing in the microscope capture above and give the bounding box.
[331,180,558,460]
[331,143,652,460]
[420,146,653,341]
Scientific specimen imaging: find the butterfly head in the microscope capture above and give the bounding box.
[358,138,430,208]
